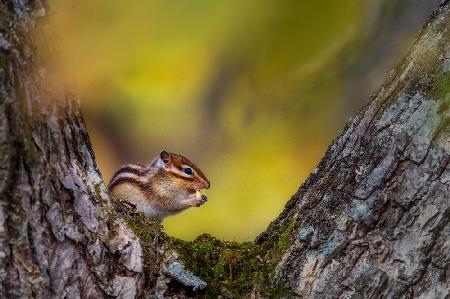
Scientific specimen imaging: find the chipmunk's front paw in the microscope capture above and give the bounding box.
[194,194,208,207]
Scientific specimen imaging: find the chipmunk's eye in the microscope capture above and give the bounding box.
[182,167,193,175]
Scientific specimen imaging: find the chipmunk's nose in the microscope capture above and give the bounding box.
[193,180,210,190]
[199,179,210,189]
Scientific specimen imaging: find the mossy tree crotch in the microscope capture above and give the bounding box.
[0,0,449,298]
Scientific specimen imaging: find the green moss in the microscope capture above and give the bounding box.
[110,198,167,290]
[169,235,258,297]
[94,184,101,200]
[111,198,165,243]
[432,73,450,104]
[111,198,295,297]
[93,184,110,205]
[105,199,120,240]
[166,217,296,297]
[276,218,297,252]
[430,73,450,139]
[23,122,38,168]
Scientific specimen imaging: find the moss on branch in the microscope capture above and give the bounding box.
[111,198,294,297]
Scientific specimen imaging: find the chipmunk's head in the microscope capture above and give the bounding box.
[155,150,210,193]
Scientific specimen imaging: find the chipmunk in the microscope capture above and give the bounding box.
[108,150,210,221]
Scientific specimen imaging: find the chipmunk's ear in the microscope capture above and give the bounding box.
[159,150,172,169]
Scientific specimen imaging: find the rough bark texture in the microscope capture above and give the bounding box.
[0,2,143,298]
[0,0,449,298]
[268,8,450,297]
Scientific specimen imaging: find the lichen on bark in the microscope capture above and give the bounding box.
[1,0,449,298]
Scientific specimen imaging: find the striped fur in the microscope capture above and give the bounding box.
[109,164,149,190]
[108,151,210,220]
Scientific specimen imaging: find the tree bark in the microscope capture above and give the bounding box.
[0,1,449,298]
[0,2,143,298]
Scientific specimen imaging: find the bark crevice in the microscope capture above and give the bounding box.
[1,0,450,298]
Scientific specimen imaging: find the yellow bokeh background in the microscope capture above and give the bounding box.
[43,0,420,240]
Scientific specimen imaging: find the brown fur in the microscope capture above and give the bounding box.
[108,151,209,220]
[169,153,210,188]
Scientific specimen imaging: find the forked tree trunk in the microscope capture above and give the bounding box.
[0,1,449,298]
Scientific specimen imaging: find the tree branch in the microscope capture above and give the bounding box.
[0,0,449,298]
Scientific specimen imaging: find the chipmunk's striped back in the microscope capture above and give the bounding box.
[108,163,151,190]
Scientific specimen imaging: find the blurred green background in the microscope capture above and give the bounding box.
[45,0,439,241]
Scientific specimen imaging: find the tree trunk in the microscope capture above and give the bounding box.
[1,0,449,298]
[0,2,143,298]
